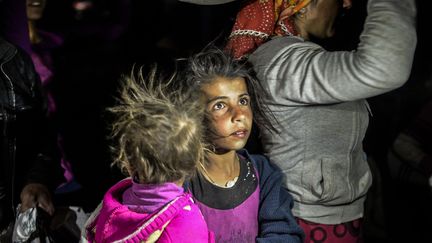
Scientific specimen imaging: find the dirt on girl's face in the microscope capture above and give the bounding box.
[201,76,253,153]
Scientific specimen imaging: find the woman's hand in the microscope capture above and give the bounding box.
[20,183,54,215]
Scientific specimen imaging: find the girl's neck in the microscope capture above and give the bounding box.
[203,150,240,187]
[207,150,237,171]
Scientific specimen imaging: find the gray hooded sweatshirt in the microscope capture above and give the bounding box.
[248,0,417,224]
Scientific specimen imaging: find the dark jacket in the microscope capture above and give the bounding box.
[239,149,304,243]
[0,38,62,229]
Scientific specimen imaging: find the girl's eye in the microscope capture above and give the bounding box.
[239,97,249,106]
[213,102,226,111]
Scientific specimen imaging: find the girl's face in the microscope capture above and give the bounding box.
[201,76,253,153]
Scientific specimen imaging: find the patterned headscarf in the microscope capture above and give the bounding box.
[226,0,311,59]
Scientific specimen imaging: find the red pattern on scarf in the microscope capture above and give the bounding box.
[226,0,309,59]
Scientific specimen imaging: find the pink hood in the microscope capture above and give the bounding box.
[86,179,196,242]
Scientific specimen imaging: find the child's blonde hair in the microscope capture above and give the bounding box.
[109,66,205,184]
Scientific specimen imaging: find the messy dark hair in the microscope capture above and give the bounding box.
[184,47,278,137]
[109,66,205,184]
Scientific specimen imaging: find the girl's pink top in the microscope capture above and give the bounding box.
[84,178,214,243]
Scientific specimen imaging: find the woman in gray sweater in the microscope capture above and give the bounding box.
[225,0,417,241]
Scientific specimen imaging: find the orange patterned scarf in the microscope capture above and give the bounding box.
[226,0,311,59]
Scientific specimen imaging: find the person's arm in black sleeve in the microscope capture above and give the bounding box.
[17,48,64,215]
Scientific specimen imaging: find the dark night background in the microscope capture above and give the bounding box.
[6,0,432,242]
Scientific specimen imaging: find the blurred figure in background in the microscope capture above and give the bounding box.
[26,0,80,194]
[388,100,432,187]
[0,35,63,241]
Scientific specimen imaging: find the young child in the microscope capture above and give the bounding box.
[82,68,214,242]
[184,48,304,242]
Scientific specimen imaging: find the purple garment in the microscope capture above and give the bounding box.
[31,30,64,85]
[196,176,260,243]
[122,180,185,213]
[84,178,214,243]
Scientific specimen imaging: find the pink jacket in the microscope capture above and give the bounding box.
[82,179,214,243]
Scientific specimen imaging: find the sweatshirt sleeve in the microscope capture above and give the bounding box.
[252,154,304,243]
[249,0,417,105]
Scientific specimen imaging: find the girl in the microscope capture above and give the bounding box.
[184,48,304,243]
[82,68,213,243]
[225,0,416,241]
